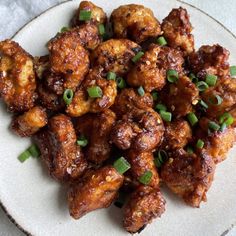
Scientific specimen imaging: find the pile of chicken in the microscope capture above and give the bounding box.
[1,1,236,233]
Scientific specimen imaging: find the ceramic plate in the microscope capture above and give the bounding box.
[1,0,236,235]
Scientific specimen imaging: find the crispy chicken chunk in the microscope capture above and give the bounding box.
[160,75,199,117]
[111,108,164,151]
[11,106,47,137]
[111,4,161,43]
[35,114,87,181]
[161,149,215,207]
[0,40,36,112]
[188,44,230,79]
[162,7,194,55]
[123,186,166,233]
[71,1,107,27]
[127,44,184,92]
[76,109,116,164]
[91,39,141,76]
[68,166,124,219]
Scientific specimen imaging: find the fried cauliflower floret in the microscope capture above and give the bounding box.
[71,1,107,27]
[111,108,164,151]
[35,114,87,182]
[161,149,215,207]
[111,4,161,43]
[127,44,184,92]
[126,151,160,188]
[76,109,116,164]
[68,166,124,219]
[111,88,153,118]
[188,44,230,79]
[11,106,47,137]
[34,55,49,80]
[91,39,141,76]
[161,119,192,150]
[48,30,90,91]
[161,7,194,55]
[0,40,36,112]
[160,75,199,117]
[123,186,166,233]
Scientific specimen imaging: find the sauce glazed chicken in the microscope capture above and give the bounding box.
[1,1,236,234]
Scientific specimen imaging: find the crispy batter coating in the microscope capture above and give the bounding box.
[68,166,124,219]
[123,186,166,233]
[161,75,199,117]
[111,4,161,43]
[0,40,36,112]
[127,44,184,92]
[11,106,47,137]
[71,1,107,27]
[111,88,153,118]
[48,30,90,91]
[76,109,116,164]
[162,7,194,55]
[188,44,230,79]
[111,108,164,151]
[34,55,50,80]
[161,119,192,150]
[35,114,87,181]
[126,151,160,188]
[161,149,215,207]
[91,39,141,76]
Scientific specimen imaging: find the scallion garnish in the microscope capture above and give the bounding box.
[187,112,198,126]
[189,73,198,84]
[160,110,172,122]
[209,94,223,106]
[199,99,208,110]
[77,136,88,147]
[28,144,40,158]
[156,36,167,46]
[63,89,74,105]
[116,77,126,89]
[60,26,69,33]
[220,123,227,132]
[208,121,220,131]
[79,10,92,21]
[186,146,194,154]
[205,74,217,86]
[154,150,168,168]
[98,24,105,35]
[131,51,144,63]
[155,103,167,112]
[137,86,145,96]
[167,69,178,83]
[138,170,153,185]
[87,86,103,98]
[219,112,234,126]
[196,139,204,149]
[151,91,158,101]
[18,150,31,163]
[196,81,209,92]
[230,66,236,77]
[113,157,131,175]
[107,71,116,80]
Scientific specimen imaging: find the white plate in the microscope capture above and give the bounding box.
[1,0,236,235]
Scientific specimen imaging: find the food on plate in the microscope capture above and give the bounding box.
[0,1,236,233]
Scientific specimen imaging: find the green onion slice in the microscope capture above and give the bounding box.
[60,26,69,33]
[186,146,194,154]
[154,150,168,168]
[155,103,167,112]
[79,10,92,21]
[167,69,179,83]
[196,81,209,92]
[189,73,198,84]
[131,51,144,63]
[28,144,40,158]
[137,86,145,96]
[116,77,126,89]
[151,91,158,101]
[156,36,167,46]
[113,157,131,175]
[18,150,31,163]
[77,136,88,147]
[98,24,105,35]
[199,99,208,110]
[196,139,204,149]
[219,112,234,126]
[138,171,153,185]
[208,94,223,106]
[230,66,236,77]
[107,71,116,80]
[63,89,74,105]
[208,121,220,131]
[205,74,217,87]
[87,86,103,98]
[160,110,172,122]
[187,112,198,126]
[220,123,227,132]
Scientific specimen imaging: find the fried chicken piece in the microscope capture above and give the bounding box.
[48,30,90,91]
[160,75,199,117]
[161,7,194,55]
[91,39,141,76]
[127,44,184,92]
[68,166,124,219]
[35,114,87,181]
[126,150,160,188]
[161,149,215,207]
[34,55,50,80]
[188,44,230,79]
[111,108,164,151]
[71,1,107,27]
[11,106,47,137]
[111,88,153,118]
[111,4,161,43]
[76,109,116,164]
[123,186,166,233]
[161,119,192,150]
[0,40,36,112]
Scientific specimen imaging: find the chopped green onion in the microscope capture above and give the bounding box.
[79,10,92,21]
[116,77,126,89]
[230,66,236,77]
[189,73,198,84]
[196,139,204,149]
[18,150,31,163]
[199,99,208,109]
[137,86,145,96]
[138,171,153,185]
[160,110,172,122]
[77,136,88,147]
[87,86,103,98]
[28,144,40,158]
[63,89,74,105]
[155,103,167,112]
[220,123,227,132]
[151,91,158,101]
[187,112,198,126]
[208,121,220,131]
[196,81,209,92]
[107,71,116,80]
[113,157,131,175]
[154,150,168,168]
[98,24,105,35]
[167,69,178,83]
[205,74,217,86]
[209,94,223,106]
[131,51,144,63]
[60,26,69,33]
[219,112,234,126]
[156,36,167,46]
[186,146,194,154]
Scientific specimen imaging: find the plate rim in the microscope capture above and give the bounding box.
[1,0,236,235]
